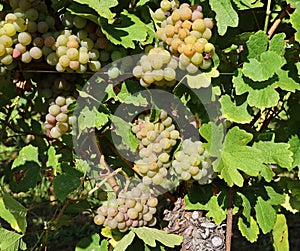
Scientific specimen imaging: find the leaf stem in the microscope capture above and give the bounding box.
[226,186,234,251]
[264,0,272,33]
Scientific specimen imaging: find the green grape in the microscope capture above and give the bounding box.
[158,152,169,163]
[78,52,89,64]
[48,104,61,116]
[0,35,13,48]
[204,42,215,54]
[45,15,55,28]
[46,114,56,125]
[0,55,13,65]
[56,113,68,123]
[142,71,155,85]
[199,59,212,69]
[107,219,118,229]
[181,171,191,181]
[160,0,172,11]
[33,37,44,48]
[80,38,94,50]
[66,48,79,60]
[89,61,101,71]
[134,202,143,212]
[163,67,176,81]
[150,56,163,70]
[19,0,31,11]
[142,176,152,185]
[27,21,37,33]
[94,214,105,225]
[13,18,27,32]
[154,8,166,21]
[127,208,139,220]
[77,30,88,40]
[133,65,143,78]
[37,21,49,33]
[204,18,214,29]
[57,35,68,46]
[190,166,200,176]
[202,28,212,40]
[111,50,124,61]
[191,52,203,65]
[167,58,178,69]
[58,55,70,68]
[69,60,79,70]
[99,205,108,216]
[3,23,16,37]
[186,63,198,74]
[25,8,39,21]
[46,52,59,66]
[50,126,62,138]
[125,199,136,208]
[56,122,69,133]
[21,51,32,63]
[88,48,100,60]
[143,212,153,222]
[73,16,87,29]
[147,197,158,207]
[18,32,32,46]
[29,47,43,60]
[192,19,206,32]
[5,13,17,22]
[108,66,120,79]
[141,59,152,72]
[107,207,118,217]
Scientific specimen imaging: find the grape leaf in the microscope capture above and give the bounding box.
[67,3,99,24]
[186,73,211,89]
[242,51,286,81]
[273,214,289,251]
[237,192,251,222]
[132,227,183,248]
[114,231,135,251]
[254,196,277,234]
[118,84,148,106]
[73,0,118,21]
[0,228,26,251]
[0,191,27,234]
[218,127,265,186]
[136,0,151,7]
[101,227,124,247]
[110,115,139,152]
[75,233,103,251]
[48,146,60,174]
[232,0,263,10]
[100,10,151,48]
[209,0,239,36]
[78,107,109,132]
[11,145,40,170]
[287,0,300,42]
[260,165,274,182]
[246,30,268,59]
[233,69,280,109]
[220,95,252,124]
[205,195,228,224]
[253,141,293,170]
[265,186,285,205]
[276,69,300,92]
[238,216,259,243]
[288,135,300,169]
[52,174,81,201]
[269,33,286,56]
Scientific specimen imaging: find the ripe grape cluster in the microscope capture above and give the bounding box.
[94,184,158,232]
[155,1,215,73]
[0,0,121,73]
[132,47,178,88]
[171,138,214,184]
[45,95,76,138]
[132,111,180,186]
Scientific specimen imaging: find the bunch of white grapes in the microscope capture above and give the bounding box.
[132,111,180,186]
[94,184,158,232]
[171,138,214,184]
[45,95,76,138]
[132,47,178,88]
[154,1,215,73]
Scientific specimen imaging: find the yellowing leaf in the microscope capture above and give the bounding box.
[238,216,259,243]
[273,214,289,251]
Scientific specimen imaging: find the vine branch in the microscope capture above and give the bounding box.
[226,187,234,251]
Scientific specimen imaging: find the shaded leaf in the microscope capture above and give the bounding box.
[118,84,148,106]
[254,197,277,234]
[53,174,81,201]
[73,0,118,21]
[0,191,27,234]
[265,186,285,205]
[100,10,150,48]
[260,165,274,182]
[12,145,40,170]
[75,233,102,251]
[269,33,286,56]
[233,0,263,10]
[209,0,239,36]
[276,69,300,92]
[273,214,289,251]
[220,95,252,124]
[132,227,183,248]
[114,231,135,251]
[288,135,300,169]
[48,146,60,174]
[0,228,26,251]
[78,107,109,131]
[287,0,300,42]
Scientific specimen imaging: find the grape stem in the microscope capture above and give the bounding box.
[267,4,292,38]
[264,0,272,33]
[225,186,234,251]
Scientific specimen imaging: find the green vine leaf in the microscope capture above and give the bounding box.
[78,107,109,132]
[288,135,300,171]
[100,10,152,48]
[114,231,135,251]
[118,84,148,106]
[246,30,268,59]
[242,51,286,82]
[67,3,99,24]
[75,233,104,251]
[0,228,27,251]
[233,69,280,109]
[209,0,239,36]
[253,141,293,170]
[220,95,252,124]
[269,33,286,56]
[0,191,27,234]
[254,197,277,234]
[72,0,118,21]
[276,69,300,92]
[232,0,263,10]
[52,174,81,201]
[272,214,289,251]
[11,145,40,170]
[238,216,259,243]
[287,0,300,42]
[132,227,183,248]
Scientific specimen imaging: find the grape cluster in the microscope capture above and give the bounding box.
[171,138,214,184]
[94,184,158,232]
[132,111,180,186]
[154,0,179,21]
[155,1,215,73]
[132,47,178,88]
[45,95,76,138]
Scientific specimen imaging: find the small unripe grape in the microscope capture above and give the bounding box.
[50,126,62,138]
[127,208,139,220]
[94,214,105,225]
[49,104,61,116]
[147,197,158,207]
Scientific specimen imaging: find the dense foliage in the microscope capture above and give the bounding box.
[0,0,300,250]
